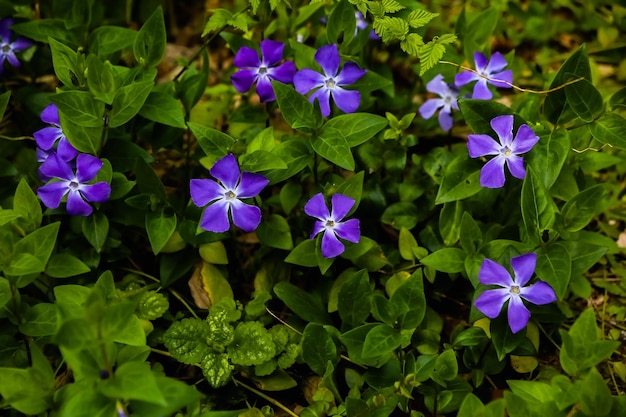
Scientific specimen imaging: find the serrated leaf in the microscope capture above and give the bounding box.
[163,318,211,364]
[382,0,405,13]
[400,33,424,56]
[406,9,439,28]
[202,9,233,37]
[419,40,446,75]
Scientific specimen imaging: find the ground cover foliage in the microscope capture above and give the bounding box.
[0,0,625,415]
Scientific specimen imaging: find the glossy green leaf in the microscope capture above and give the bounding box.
[58,111,102,154]
[578,367,612,417]
[520,166,558,244]
[256,214,293,250]
[101,362,166,405]
[362,324,401,359]
[284,239,318,267]
[109,80,153,127]
[82,212,109,253]
[558,185,607,232]
[327,0,356,44]
[381,202,419,230]
[459,212,482,254]
[525,129,570,189]
[239,150,288,171]
[19,303,58,336]
[13,222,60,268]
[322,113,387,147]
[133,6,166,67]
[138,92,186,128]
[14,178,42,233]
[188,122,235,158]
[564,77,604,122]
[274,281,331,324]
[86,54,116,104]
[302,323,339,375]
[50,90,105,127]
[313,126,354,170]
[272,81,320,132]
[46,253,90,278]
[4,253,45,277]
[421,248,465,273]
[535,242,571,299]
[390,269,426,329]
[49,37,83,88]
[87,25,137,57]
[435,155,483,204]
[338,269,372,327]
[146,208,177,255]
[587,113,626,150]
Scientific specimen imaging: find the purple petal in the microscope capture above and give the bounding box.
[37,147,52,164]
[6,51,20,67]
[426,74,449,96]
[34,127,63,150]
[506,155,526,180]
[520,281,557,305]
[473,52,488,72]
[468,134,500,158]
[334,218,360,243]
[486,52,508,74]
[190,179,225,207]
[260,40,284,66]
[438,108,454,131]
[490,115,514,147]
[40,104,61,125]
[480,156,507,188]
[11,38,32,52]
[510,253,536,287]
[80,182,111,203]
[76,154,103,183]
[454,71,479,87]
[236,172,269,198]
[56,138,78,162]
[472,79,492,100]
[233,46,260,69]
[39,154,74,181]
[293,68,325,94]
[0,18,12,43]
[304,193,330,221]
[66,190,93,216]
[474,288,510,319]
[230,199,262,232]
[488,70,513,88]
[37,181,69,209]
[210,154,240,190]
[321,230,345,258]
[479,258,513,287]
[511,124,539,154]
[231,69,258,93]
[309,87,332,117]
[256,76,275,102]
[507,296,531,333]
[330,194,355,221]
[336,62,366,86]
[330,87,360,114]
[315,44,340,77]
[268,61,296,84]
[200,200,230,233]
[310,220,325,240]
[419,99,443,120]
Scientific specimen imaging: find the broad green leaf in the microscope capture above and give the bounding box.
[138,92,186,128]
[421,248,465,273]
[327,0,356,44]
[11,19,80,47]
[284,239,318,267]
[458,99,525,135]
[340,323,389,366]
[109,80,153,127]
[558,185,607,232]
[407,9,439,28]
[457,393,485,417]
[133,6,166,67]
[439,201,463,246]
[520,166,558,245]
[58,111,102,154]
[13,178,41,232]
[239,150,288,171]
[578,367,612,417]
[134,157,167,202]
[18,303,58,336]
[302,323,339,375]
[0,277,10,309]
[451,327,488,349]
[188,122,235,158]
[176,48,210,112]
[463,8,497,60]
[163,318,211,364]
[435,155,482,204]
[564,77,604,122]
[86,54,116,104]
[49,37,83,88]
[146,208,177,255]
[313,127,354,170]
[535,243,571,299]
[334,171,364,215]
[459,212,482,254]
[274,282,331,324]
[13,222,60,267]
[381,202,419,230]
[322,113,388,147]
[87,25,137,57]
[491,315,525,361]
[49,90,105,127]
[272,81,320,132]
[362,324,401,359]
[279,181,302,215]
[400,33,424,56]
[0,365,54,414]
[101,362,166,405]
[588,113,626,151]
[256,214,293,250]
[431,349,458,384]
[525,129,570,189]
[4,253,45,278]
[390,269,426,329]
[82,212,109,253]
[199,241,228,264]
[338,270,372,327]
[46,253,90,278]
[399,227,419,261]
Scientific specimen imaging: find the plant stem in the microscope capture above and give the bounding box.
[232,377,299,417]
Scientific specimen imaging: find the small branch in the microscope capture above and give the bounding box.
[232,377,299,417]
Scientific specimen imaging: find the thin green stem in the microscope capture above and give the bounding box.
[536,322,560,351]
[232,377,299,417]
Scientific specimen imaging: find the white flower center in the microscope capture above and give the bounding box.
[325,78,336,89]
[1,44,10,53]
[501,146,512,157]
[325,219,335,228]
[225,190,236,200]
[258,66,267,75]
[69,181,80,190]
[510,285,520,295]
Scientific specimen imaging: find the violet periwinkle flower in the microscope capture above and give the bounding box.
[0,18,32,74]
[304,193,360,258]
[231,39,296,102]
[34,104,78,163]
[474,253,556,334]
[468,114,539,188]
[190,154,269,233]
[454,52,512,100]
[418,74,459,131]
[294,44,366,117]
[37,154,111,216]
[355,11,380,40]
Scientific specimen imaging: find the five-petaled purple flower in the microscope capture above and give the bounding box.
[294,44,366,117]
[419,74,459,131]
[474,253,556,334]
[0,18,32,75]
[231,40,296,103]
[304,193,360,258]
[455,52,512,100]
[34,103,78,166]
[190,154,269,233]
[468,115,539,188]
[37,154,111,216]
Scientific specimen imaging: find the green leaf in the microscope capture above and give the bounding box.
[418,39,446,76]
[322,113,387,147]
[520,166,558,245]
[0,90,10,121]
[11,19,80,47]
[239,150,288,171]
[435,155,482,204]
[86,54,116,104]
[87,25,137,57]
[274,282,332,324]
[439,201,463,246]
[451,327,488,349]
[176,49,210,112]
[13,178,42,232]
[398,227,419,261]
[19,303,58,336]
[58,111,102,154]
[390,269,426,329]
[0,364,54,414]
[382,0,405,13]
[338,270,372,327]
[302,323,339,375]
[146,208,177,255]
[407,9,439,28]
[535,243,571,299]
[362,324,401,359]
[312,127,354,170]
[558,185,607,232]
[279,181,302,215]
[421,248,466,273]
[400,33,424,56]
[381,202,419,230]
[459,212,482,254]
[579,367,612,417]
[463,8,497,60]
[13,222,60,268]
[49,90,105,127]
[491,315,525,361]
[5,253,44,278]
[457,393,485,417]
[525,129,570,189]
[138,91,186,128]
[272,81,320,131]
[82,212,109,253]
[458,99,524,134]
[109,80,153,127]
[188,122,235,158]
[133,6,166,67]
[285,239,318,267]
[256,214,293,250]
[49,37,83,88]
[588,113,626,151]
[101,362,166,405]
[202,9,232,36]
[564,77,604,122]
[46,253,90,278]
[431,349,458,384]
[0,277,10,310]
[163,318,212,364]
[327,0,356,44]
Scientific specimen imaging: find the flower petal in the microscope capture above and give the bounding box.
[472,79,492,100]
[473,52,488,72]
[454,71,479,87]
[40,104,60,125]
[438,108,454,131]
[256,76,275,102]
[294,68,325,94]
[489,69,513,88]
[479,258,514,287]
[231,69,258,93]
[233,46,260,69]
[37,181,69,209]
[39,154,74,181]
[76,154,103,183]
[315,44,340,77]
[200,200,231,233]
[426,74,449,96]
[506,154,526,180]
[6,51,20,67]
[210,154,240,190]
[34,127,62,150]
[520,281,557,305]
[190,178,225,207]
[330,194,355,221]
[486,52,508,74]
[56,138,78,162]
[490,115,514,147]
[0,18,12,43]
[304,193,330,221]
[419,98,443,120]
[510,253,537,287]
[268,61,296,84]
[330,87,360,114]
[511,124,539,154]
[321,230,345,258]
[260,40,285,66]
[507,296,531,333]
[334,218,360,243]
[80,182,111,204]
[480,156,507,188]
[474,288,510,318]
[468,134,500,158]
[237,172,269,198]
[310,220,325,240]
[230,199,262,232]
[309,87,332,117]
[336,62,366,85]
[66,190,93,216]
[11,37,32,52]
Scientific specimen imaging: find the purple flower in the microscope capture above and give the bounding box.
[418,74,459,131]
[474,253,556,334]
[294,44,366,117]
[190,154,269,233]
[304,193,360,258]
[231,40,296,102]
[355,11,380,40]
[34,104,78,164]
[0,18,32,74]
[454,52,512,100]
[468,114,539,188]
[37,154,111,216]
